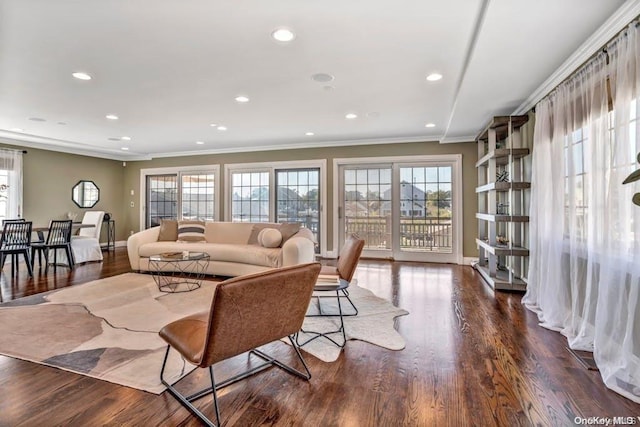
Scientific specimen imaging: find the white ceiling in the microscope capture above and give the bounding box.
[0,0,634,160]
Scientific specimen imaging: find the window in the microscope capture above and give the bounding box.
[0,149,23,222]
[564,101,639,240]
[564,127,589,238]
[225,161,325,253]
[142,166,219,228]
[230,171,269,222]
[276,169,320,242]
[181,173,216,221]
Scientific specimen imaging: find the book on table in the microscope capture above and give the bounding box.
[316,274,340,284]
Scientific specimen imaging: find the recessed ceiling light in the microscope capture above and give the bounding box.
[235,95,250,103]
[345,113,358,120]
[121,147,129,151]
[271,28,295,42]
[10,127,24,132]
[108,137,120,141]
[72,72,92,81]
[217,126,227,131]
[305,132,314,136]
[426,73,443,82]
[209,123,218,127]
[196,141,205,145]
[57,122,67,125]
[425,123,436,128]
[312,73,334,83]
[106,114,119,120]
[29,117,46,122]
[121,136,131,141]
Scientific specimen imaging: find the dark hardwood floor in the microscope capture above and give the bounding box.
[1,249,639,426]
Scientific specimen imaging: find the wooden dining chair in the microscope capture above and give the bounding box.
[31,220,74,272]
[0,220,33,276]
[2,219,27,272]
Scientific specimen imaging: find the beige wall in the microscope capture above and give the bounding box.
[1,139,126,242]
[1,138,478,257]
[123,140,479,257]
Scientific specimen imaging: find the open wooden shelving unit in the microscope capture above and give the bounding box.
[473,115,530,291]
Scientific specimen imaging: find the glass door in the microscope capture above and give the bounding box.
[395,165,455,262]
[341,166,393,258]
[338,159,460,263]
[146,174,177,228]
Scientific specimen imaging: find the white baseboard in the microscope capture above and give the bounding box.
[463,257,479,265]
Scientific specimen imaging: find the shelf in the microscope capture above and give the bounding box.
[473,264,527,292]
[476,115,530,142]
[476,182,531,193]
[476,213,529,222]
[475,115,530,292]
[476,238,529,256]
[476,148,531,167]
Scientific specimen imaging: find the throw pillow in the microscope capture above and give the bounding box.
[258,228,282,248]
[177,220,206,242]
[279,222,301,243]
[247,224,279,245]
[157,219,178,241]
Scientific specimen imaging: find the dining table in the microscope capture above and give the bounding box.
[32,222,95,241]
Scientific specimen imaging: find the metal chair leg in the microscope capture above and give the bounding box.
[160,346,217,427]
[297,290,347,348]
[160,337,311,426]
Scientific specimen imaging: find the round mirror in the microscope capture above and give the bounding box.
[72,180,100,208]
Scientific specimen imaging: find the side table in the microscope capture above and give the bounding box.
[149,252,210,293]
[101,219,115,251]
[296,277,356,349]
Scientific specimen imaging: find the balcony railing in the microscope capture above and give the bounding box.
[345,216,452,253]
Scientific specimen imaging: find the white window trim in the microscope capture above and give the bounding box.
[333,154,463,264]
[224,159,327,256]
[139,164,220,231]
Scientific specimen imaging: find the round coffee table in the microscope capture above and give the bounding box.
[149,252,210,293]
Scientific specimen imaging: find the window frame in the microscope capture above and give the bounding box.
[224,159,327,255]
[139,164,220,230]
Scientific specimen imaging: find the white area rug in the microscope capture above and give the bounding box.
[0,273,408,393]
[293,280,409,362]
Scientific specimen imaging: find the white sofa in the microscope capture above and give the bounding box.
[127,221,316,277]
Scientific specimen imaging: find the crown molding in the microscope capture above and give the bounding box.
[439,135,476,144]
[0,131,446,161]
[149,135,442,159]
[0,132,152,161]
[513,0,640,115]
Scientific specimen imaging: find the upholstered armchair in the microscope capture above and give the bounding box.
[71,211,104,263]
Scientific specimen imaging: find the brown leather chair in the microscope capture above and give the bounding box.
[159,262,321,427]
[296,234,365,349]
[317,233,365,315]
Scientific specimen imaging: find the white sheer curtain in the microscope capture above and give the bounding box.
[0,149,24,222]
[524,22,640,403]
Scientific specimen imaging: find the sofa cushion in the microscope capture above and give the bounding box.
[279,222,301,243]
[247,224,279,245]
[258,228,282,248]
[177,220,206,242]
[158,219,178,241]
[247,222,301,246]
